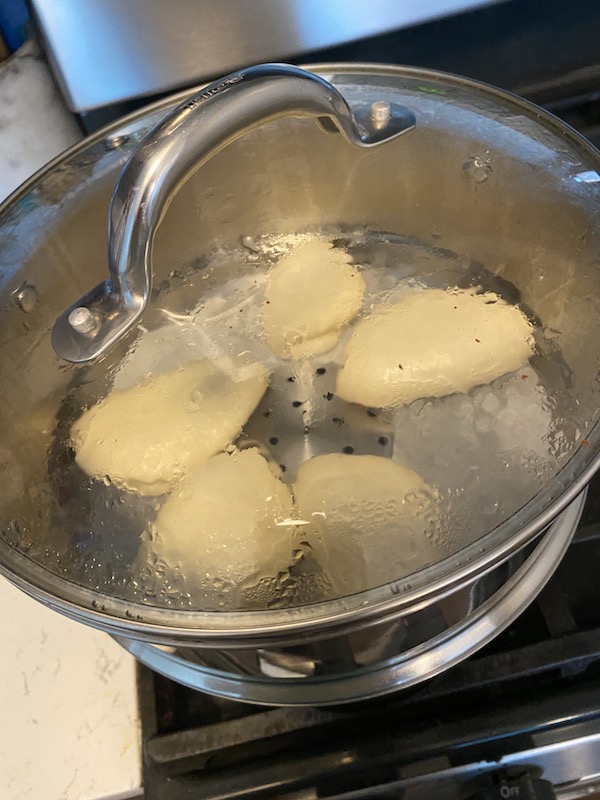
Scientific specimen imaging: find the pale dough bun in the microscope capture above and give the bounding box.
[263,239,365,359]
[293,453,437,593]
[152,448,294,586]
[336,288,534,408]
[72,359,268,496]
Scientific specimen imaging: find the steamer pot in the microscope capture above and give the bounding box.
[1,64,599,704]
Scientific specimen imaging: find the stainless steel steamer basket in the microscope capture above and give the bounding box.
[1,65,600,703]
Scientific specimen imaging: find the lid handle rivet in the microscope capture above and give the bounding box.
[370,100,392,128]
[68,307,96,334]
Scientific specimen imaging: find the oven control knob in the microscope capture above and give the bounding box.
[467,776,556,800]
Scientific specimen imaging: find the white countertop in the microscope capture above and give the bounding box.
[0,42,142,800]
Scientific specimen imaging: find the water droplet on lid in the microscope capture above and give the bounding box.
[13,283,38,313]
[241,234,260,252]
[104,134,129,151]
[463,156,492,183]
[68,306,96,333]
[5,519,22,545]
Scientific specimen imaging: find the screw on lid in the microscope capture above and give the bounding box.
[68,306,96,335]
[370,100,392,128]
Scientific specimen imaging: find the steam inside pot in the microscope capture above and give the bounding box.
[0,223,586,614]
[46,230,576,610]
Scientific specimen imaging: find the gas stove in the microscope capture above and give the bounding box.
[136,471,600,799]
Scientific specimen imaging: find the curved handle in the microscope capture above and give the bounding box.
[52,64,416,363]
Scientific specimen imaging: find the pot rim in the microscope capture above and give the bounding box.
[1,62,599,641]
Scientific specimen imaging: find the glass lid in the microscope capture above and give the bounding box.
[1,64,600,638]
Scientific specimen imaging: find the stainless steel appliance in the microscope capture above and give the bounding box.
[29,0,501,120]
[28,0,600,135]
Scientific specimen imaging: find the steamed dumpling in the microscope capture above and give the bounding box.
[336,288,534,408]
[152,448,294,587]
[293,453,438,593]
[263,239,365,359]
[72,358,268,496]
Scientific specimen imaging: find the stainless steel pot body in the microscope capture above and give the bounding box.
[1,65,600,703]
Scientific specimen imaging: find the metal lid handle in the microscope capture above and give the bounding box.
[52,64,415,363]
